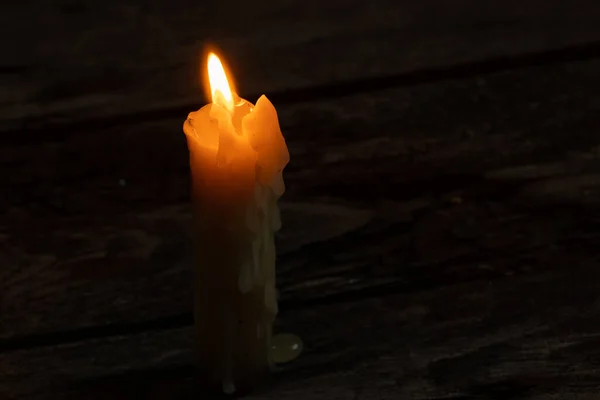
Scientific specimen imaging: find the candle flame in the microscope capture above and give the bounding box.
[207,53,234,113]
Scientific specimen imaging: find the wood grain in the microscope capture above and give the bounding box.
[2,251,600,399]
[2,59,600,342]
[3,0,600,130]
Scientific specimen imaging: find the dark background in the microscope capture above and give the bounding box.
[2,1,600,398]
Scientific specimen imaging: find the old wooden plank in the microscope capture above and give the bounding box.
[2,250,600,399]
[2,59,600,341]
[0,62,600,338]
[0,201,373,341]
[3,0,600,130]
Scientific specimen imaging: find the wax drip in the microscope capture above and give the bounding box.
[269,333,303,364]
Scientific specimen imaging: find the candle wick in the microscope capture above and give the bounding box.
[213,90,231,111]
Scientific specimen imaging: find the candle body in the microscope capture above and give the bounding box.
[183,96,288,394]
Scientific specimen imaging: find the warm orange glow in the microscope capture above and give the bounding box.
[207,53,234,113]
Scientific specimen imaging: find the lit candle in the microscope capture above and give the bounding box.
[183,53,289,394]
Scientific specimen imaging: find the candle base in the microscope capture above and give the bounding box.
[194,364,270,396]
[193,304,273,396]
[192,219,276,396]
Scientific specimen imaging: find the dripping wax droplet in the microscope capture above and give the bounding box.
[270,333,303,364]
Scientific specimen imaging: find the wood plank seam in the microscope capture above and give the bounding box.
[1,226,596,354]
[4,40,600,145]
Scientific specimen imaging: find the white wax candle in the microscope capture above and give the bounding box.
[183,53,289,394]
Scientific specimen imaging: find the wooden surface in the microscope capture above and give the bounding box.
[3,0,600,131]
[2,1,600,399]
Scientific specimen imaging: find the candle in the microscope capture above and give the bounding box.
[183,53,289,394]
